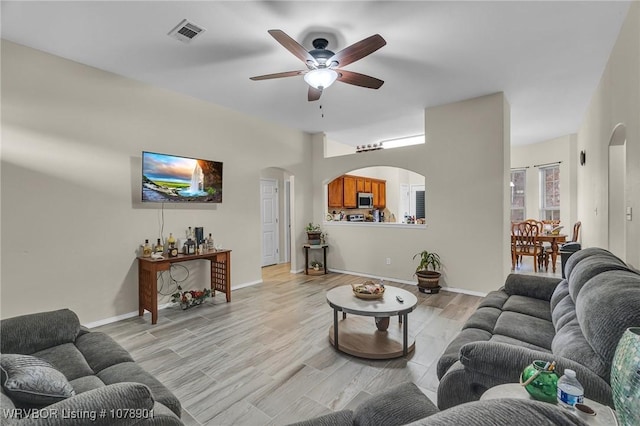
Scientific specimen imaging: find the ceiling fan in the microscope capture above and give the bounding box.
[250,30,386,101]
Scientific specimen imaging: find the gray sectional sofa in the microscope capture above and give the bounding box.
[1,309,183,425]
[437,247,640,409]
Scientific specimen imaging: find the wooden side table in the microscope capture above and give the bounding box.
[481,383,617,425]
[303,244,328,274]
[138,250,231,324]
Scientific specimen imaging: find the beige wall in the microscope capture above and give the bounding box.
[511,134,578,230]
[313,93,511,294]
[577,2,640,268]
[1,41,313,323]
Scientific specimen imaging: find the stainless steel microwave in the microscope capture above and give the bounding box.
[357,192,373,208]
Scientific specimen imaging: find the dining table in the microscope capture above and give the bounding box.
[511,233,567,273]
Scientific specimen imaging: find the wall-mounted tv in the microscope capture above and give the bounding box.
[142,151,223,203]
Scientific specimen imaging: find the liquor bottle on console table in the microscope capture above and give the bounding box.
[207,233,215,252]
[155,238,164,254]
[184,238,196,255]
[142,240,152,258]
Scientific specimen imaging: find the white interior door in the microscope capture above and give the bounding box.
[261,179,279,266]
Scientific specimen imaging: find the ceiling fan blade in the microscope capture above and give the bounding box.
[328,34,386,68]
[250,70,307,81]
[268,29,318,66]
[308,86,323,102]
[336,70,384,89]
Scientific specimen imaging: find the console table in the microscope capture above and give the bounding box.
[137,250,231,324]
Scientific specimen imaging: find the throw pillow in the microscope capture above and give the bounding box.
[1,353,75,406]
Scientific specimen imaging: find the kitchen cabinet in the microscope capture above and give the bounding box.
[372,179,386,209]
[326,174,385,210]
[328,177,344,208]
[356,177,372,193]
[343,175,357,208]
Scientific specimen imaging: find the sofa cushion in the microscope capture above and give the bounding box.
[502,296,552,322]
[75,332,134,373]
[353,382,438,426]
[461,307,502,333]
[552,319,607,379]
[69,375,106,394]
[287,410,353,426]
[564,247,620,281]
[493,312,555,350]
[32,343,95,381]
[568,253,629,301]
[477,290,509,310]
[549,279,569,312]
[98,361,181,416]
[551,281,574,330]
[0,354,75,407]
[0,309,81,355]
[576,270,640,378]
[504,274,561,302]
[489,335,552,353]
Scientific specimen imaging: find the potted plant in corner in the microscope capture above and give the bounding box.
[413,250,442,294]
[306,223,322,245]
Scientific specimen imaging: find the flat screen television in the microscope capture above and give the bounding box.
[142,151,223,203]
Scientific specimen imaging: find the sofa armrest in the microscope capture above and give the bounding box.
[17,383,178,426]
[459,341,612,405]
[0,309,81,355]
[504,274,562,301]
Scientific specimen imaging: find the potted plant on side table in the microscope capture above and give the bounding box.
[306,223,322,245]
[413,250,442,294]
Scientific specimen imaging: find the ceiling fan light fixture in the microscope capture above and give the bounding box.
[304,68,338,89]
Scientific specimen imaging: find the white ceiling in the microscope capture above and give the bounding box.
[1,1,631,147]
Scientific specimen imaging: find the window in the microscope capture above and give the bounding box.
[510,169,526,221]
[540,165,560,220]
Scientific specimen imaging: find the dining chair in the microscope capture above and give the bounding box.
[511,221,542,272]
[522,219,548,269]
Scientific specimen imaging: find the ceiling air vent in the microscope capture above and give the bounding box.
[168,19,206,43]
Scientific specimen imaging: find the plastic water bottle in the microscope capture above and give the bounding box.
[557,369,584,408]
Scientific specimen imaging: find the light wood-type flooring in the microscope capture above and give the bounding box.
[94,265,485,425]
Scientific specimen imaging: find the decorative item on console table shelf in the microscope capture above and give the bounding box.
[171,286,211,310]
[137,249,232,324]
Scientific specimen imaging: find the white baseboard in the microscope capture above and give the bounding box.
[327,269,488,297]
[84,279,264,329]
[232,279,263,290]
[291,268,304,274]
[83,302,173,329]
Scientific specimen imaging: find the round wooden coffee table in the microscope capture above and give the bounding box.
[326,285,418,359]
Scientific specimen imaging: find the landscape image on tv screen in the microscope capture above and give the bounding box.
[142,151,223,203]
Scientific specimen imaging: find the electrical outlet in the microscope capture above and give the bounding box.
[386,258,391,265]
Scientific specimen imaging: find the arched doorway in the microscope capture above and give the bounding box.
[608,123,627,260]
